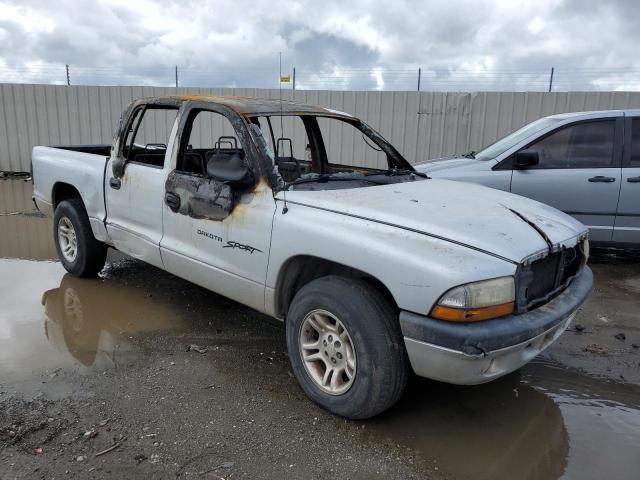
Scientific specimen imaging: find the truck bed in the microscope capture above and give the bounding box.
[32,145,110,242]
[52,144,112,157]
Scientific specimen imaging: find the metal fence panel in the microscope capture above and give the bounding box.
[3,84,640,172]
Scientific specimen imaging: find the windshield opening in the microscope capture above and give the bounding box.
[247,114,424,191]
[475,117,563,160]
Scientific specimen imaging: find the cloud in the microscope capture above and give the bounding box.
[0,0,638,90]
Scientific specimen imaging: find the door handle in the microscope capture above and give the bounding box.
[627,176,640,183]
[588,176,616,183]
[164,192,181,210]
[109,177,121,189]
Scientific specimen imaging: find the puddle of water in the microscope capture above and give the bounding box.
[590,247,640,266]
[1,179,182,387]
[366,359,640,480]
[525,361,640,480]
[0,258,182,392]
[0,179,57,261]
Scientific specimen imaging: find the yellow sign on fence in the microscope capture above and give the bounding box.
[280,75,291,83]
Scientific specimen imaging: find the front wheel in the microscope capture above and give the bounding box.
[53,199,107,277]
[286,276,409,419]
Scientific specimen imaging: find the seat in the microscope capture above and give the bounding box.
[182,152,205,174]
[275,157,303,182]
[206,152,242,174]
[205,150,229,165]
[133,153,165,167]
[205,149,243,164]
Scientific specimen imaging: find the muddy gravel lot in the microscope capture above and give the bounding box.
[1,177,640,479]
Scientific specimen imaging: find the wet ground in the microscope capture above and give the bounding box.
[1,177,640,479]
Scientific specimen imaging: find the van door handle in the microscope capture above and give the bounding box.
[627,176,640,183]
[588,176,616,183]
[165,192,181,210]
[109,177,121,189]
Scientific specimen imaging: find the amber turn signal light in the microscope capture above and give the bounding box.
[431,302,515,322]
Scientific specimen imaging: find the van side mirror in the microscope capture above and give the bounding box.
[513,150,539,169]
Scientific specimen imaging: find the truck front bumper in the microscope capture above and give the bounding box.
[400,266,593,385]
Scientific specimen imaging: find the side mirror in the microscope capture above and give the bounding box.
[513,149,539,169]
[112,157,125,178]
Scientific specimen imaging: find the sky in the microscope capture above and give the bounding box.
[0,0,638,91]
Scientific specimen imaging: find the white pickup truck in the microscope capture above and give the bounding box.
[32,95,593,419]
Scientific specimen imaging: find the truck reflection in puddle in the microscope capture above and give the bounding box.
[42,273,180,367]
[364,372,567,479]
[365,360,640,480]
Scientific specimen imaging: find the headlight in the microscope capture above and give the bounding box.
[582,238,590,265]
[430,276,515,322]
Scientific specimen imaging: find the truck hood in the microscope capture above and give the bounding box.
[281,179,588,264]
[414,157,479,174]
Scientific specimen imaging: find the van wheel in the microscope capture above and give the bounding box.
[53,199,107,277]
[286,275,409,419]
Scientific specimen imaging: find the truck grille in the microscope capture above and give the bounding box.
[515,241,586,313]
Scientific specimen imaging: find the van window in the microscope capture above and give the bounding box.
[524,120,615,169]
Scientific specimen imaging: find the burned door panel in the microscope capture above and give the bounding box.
[160,176,277,314]
[159,101,277,313]
[165,170,235,221]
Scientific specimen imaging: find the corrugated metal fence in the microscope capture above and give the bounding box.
[2,84,640,172]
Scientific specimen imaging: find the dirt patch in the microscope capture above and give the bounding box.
[622,276,640,294]
[2,179,640,479]
[0,396,78,455]
[543,249,640,384]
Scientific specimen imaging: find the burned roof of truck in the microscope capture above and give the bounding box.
[141,95,354,118]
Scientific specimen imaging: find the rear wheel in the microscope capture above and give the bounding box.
[286,275,409,419]
[53,199,107,277]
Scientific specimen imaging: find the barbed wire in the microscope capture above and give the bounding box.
[0,63,638,91]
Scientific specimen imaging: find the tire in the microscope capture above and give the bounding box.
[286,275,409,419]
[53,199,107,277]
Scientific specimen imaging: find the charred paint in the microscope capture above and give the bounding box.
[112,97,184,179]
[165,171,235,221]
[111,95,357,181]
[172,95,338,116]
[111,94,416,196]
[222,177,270,224]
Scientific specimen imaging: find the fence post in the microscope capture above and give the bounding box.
[548,67,554,92]
[293,67,296,90]
[417,67,421,91]
[175,66,178,89]
[66,64,70,86]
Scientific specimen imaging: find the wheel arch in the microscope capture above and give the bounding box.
[274,255,398,320]
[52,182,84,209]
